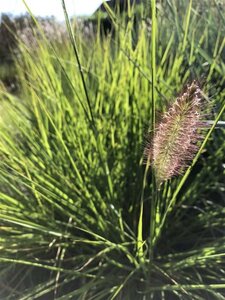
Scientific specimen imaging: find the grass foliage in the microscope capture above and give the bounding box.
[0,0,225,299]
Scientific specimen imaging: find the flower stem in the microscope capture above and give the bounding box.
[149,0,157,260]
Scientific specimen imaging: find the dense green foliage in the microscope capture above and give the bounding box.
[0,0,225,299]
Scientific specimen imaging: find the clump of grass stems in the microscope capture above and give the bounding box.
[0,0,225,299]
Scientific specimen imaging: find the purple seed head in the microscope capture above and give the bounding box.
[144,81,207,187]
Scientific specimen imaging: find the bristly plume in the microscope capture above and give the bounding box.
[144,80,207,188]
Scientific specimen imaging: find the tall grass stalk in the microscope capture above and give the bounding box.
[149,0,157,262]
[61,0,95,127]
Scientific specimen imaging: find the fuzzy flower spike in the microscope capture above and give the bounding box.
[145,81,207,188]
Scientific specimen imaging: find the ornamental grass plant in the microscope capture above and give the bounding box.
[0,0,225,299]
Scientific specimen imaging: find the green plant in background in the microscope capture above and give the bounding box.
[0,0,225,299]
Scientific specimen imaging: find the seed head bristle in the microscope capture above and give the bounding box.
[145,81,207,187]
